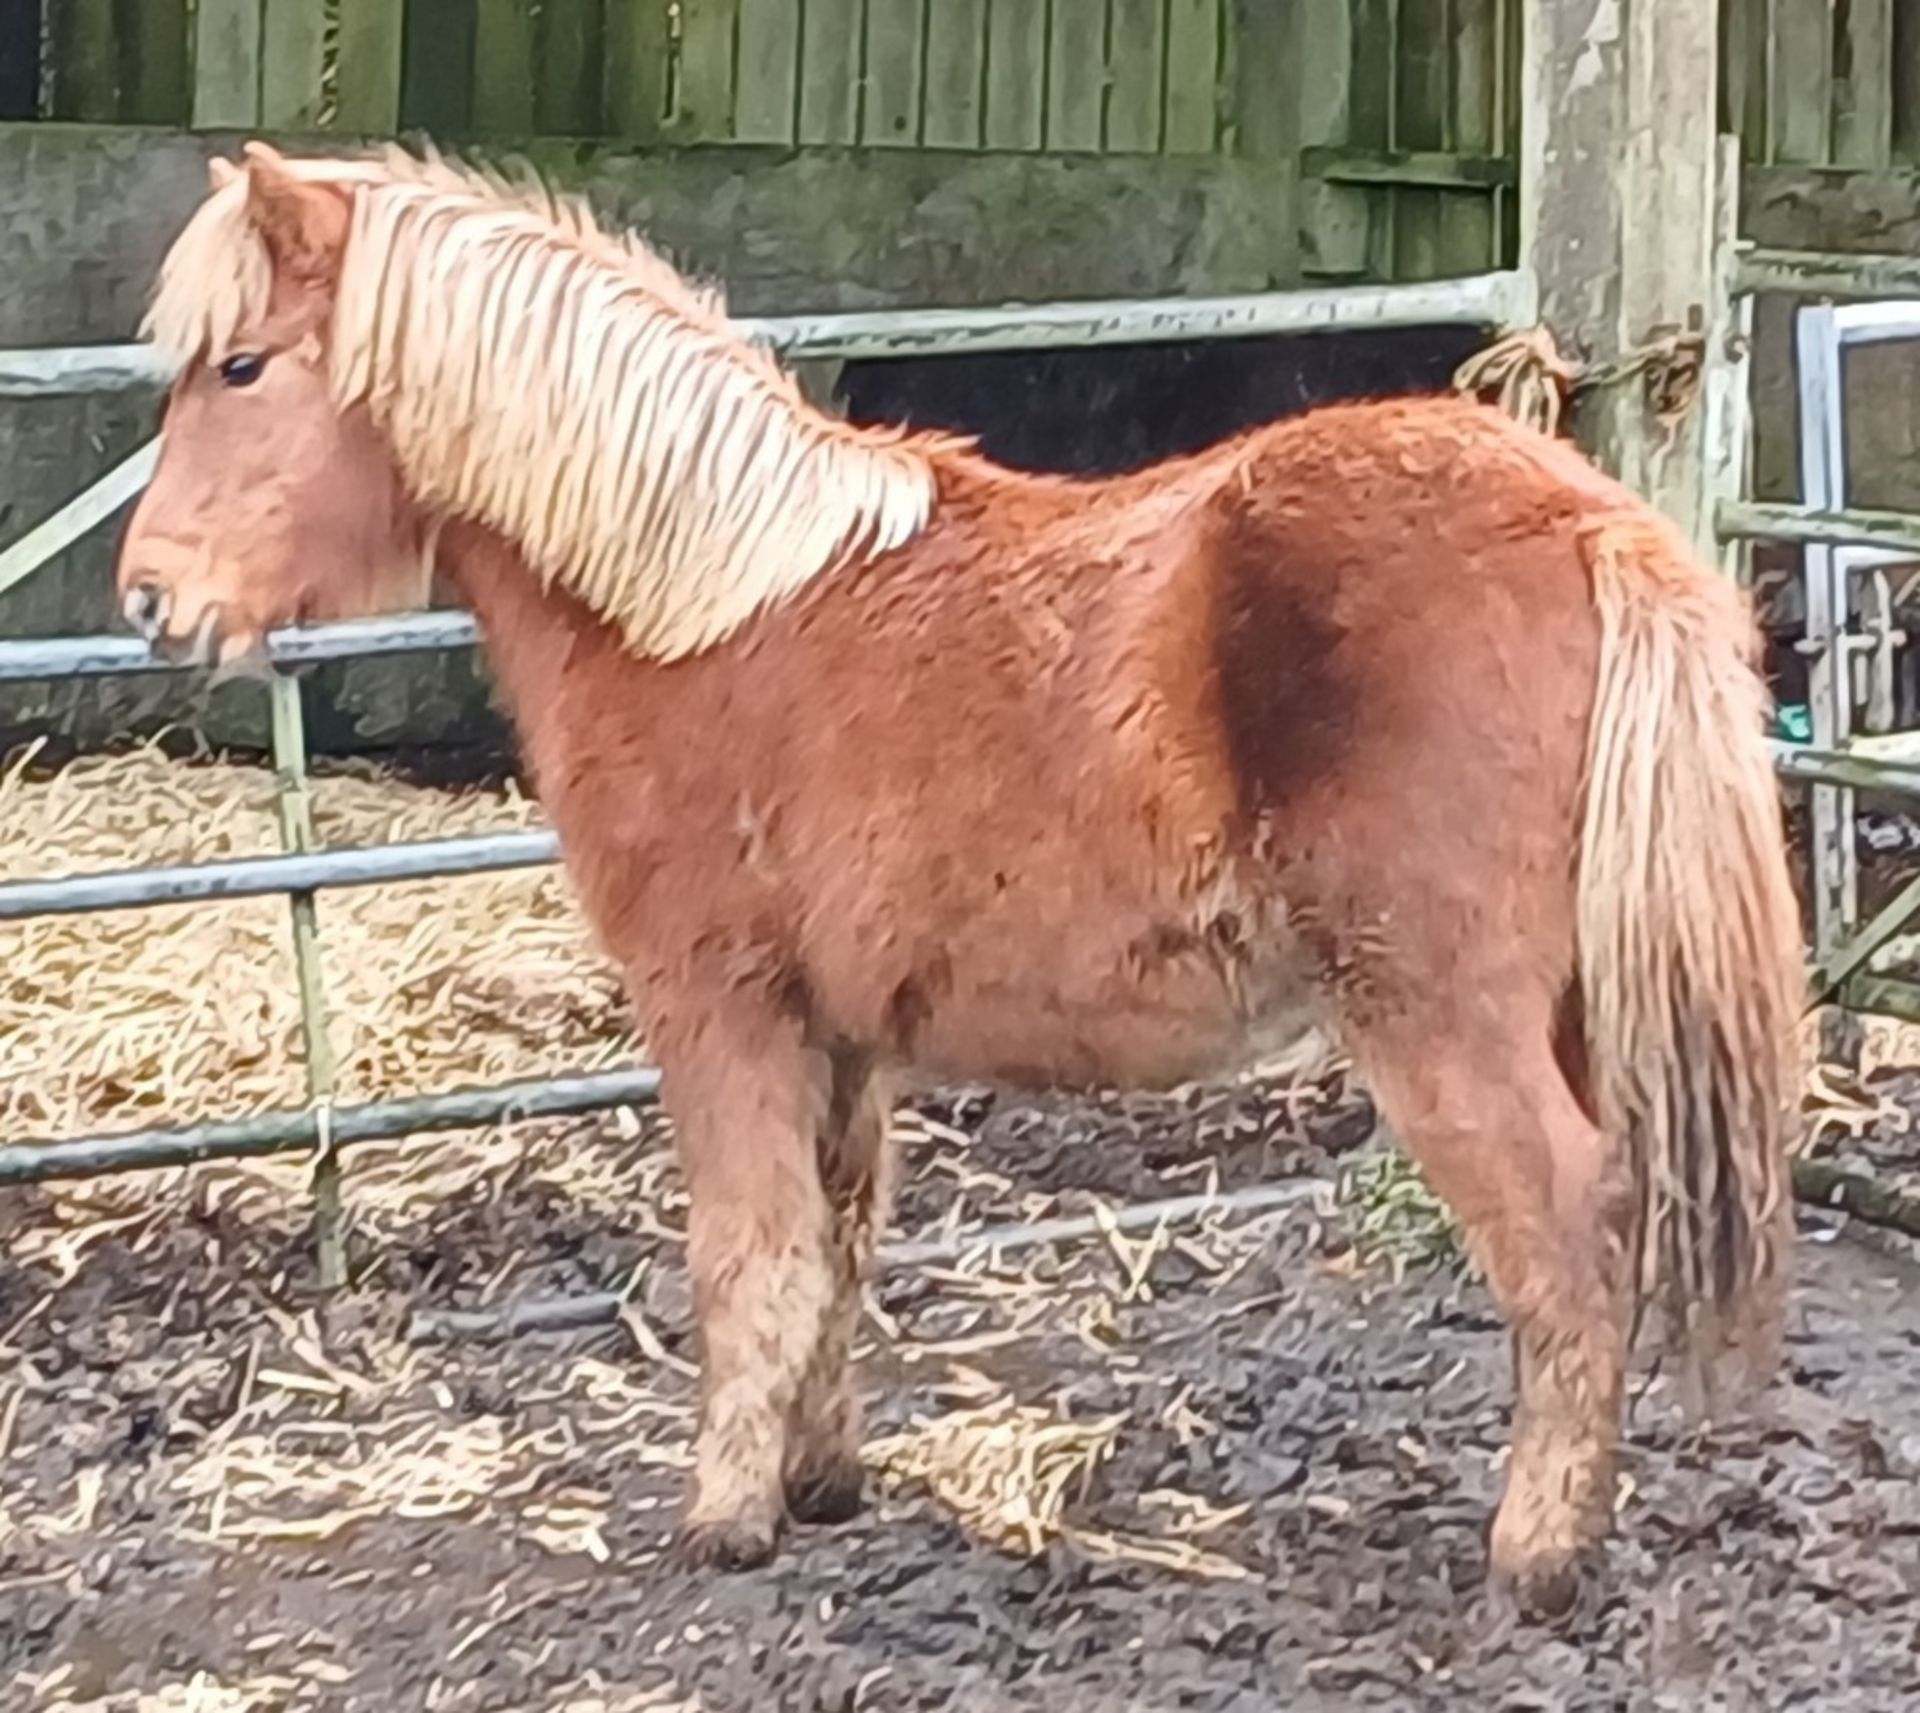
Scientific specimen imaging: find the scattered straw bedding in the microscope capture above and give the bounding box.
[0,742,631,1146]
[0,743,1302,1616]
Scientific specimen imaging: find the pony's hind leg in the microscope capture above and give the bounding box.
[663,1011,835,1569]
[1353,991,1629,1617]
[784,1054,895,1524]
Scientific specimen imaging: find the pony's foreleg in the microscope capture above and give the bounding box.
[1354,1000,1628,1617]
[663,1013,835,1569]
[784,1055,895,1523]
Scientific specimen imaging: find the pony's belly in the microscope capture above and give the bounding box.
[905,934,1325,1092]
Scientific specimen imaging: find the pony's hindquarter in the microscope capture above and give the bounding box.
[1220,404,1801,1613]
[1577,513,1802,1396]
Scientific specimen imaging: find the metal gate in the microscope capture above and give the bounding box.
[1719,207,1920,1026]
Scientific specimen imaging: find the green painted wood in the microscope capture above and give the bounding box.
[1303,146,1512,186]
[400,0,476,136]
[1451,0,1495,149]
[1296,0,1352,151]
[1771,0,1834,163]
[1721,0,1771,156]
[1347,0,1395,146]
[1047,0,1109,152]
[332,0,406,133]
[735,0,801,142]
[862,0,924,145]
[1897,0,1920,162]
[261,0,329,129]
[1391,185,1437,279]
[1225,0,1288,159]
[1392,0,1448,276]
[923,0,988,147]
[1500,0,1519,153]
[1107,0,1165,152]
[983,0,1046,149]
[120,0,192,123]
[193,0,261,128]
[798,0,860,143]
[536,0,605,136]
[47,0,191,123]
[1442,0,1499,272]
[1394,0,1447,146]
[1366,189,1398,280]
[1344,0,1396,272]
[1834,0,1893,166]
[1296,0,1370,277]
[675,0,739,140]
[606,0,671,142]
[1164,0,1220,152]
[470,0,535,134]
[47,0,117,121]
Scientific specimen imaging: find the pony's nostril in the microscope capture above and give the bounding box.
[122,580,170,642]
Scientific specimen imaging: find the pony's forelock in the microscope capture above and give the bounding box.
[144,174,274,361]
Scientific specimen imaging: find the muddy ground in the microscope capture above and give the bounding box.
[3,1067,1918,1713]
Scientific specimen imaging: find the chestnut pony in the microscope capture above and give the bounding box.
[120,144,1802,1611]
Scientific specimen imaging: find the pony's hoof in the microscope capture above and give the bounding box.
[786,1457,867,1525]
[1494,1556,1585,1624]
[673,1515,781,1572]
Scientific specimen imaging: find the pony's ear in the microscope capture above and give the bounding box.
[208,156,241,192]
[242,143,350,284]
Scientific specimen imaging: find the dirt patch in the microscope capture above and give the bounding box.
[4,1071,1919,1713]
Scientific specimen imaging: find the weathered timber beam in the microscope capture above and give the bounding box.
[1737,247,1920,301]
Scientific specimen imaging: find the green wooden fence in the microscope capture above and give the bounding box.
[1721,0,1920,168]
[22,0,1524,282]
[29,1,1920,288]
[33,0,1242,152]
[29,2,1920,167]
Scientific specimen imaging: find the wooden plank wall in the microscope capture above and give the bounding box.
[27,0,1238,152]
[1295,0,1521,281]
[1723,0,1920,170]
[42,0,192,122]
[24,1,1920,185]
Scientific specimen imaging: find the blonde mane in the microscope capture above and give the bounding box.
[146,148,939,660]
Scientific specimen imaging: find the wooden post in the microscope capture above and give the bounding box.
[192,0,262,128]
[1519,0,1720,538]
[1698,137,1753,572]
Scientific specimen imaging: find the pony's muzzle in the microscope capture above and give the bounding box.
[122,581,225,668]
[122,580,171,645]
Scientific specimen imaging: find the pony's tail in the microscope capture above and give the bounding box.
[1577,514,1803,1409]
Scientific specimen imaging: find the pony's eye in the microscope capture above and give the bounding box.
[217,352,267,389]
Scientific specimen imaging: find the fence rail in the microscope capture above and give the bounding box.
[0,273,1543,403]
[0,267,1532,1286]
[0,1069,663,1187]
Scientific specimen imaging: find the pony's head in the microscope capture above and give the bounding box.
[122,141,940,667]
[119,145,432,666]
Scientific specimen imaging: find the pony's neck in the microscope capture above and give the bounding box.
[433,520,641,779]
